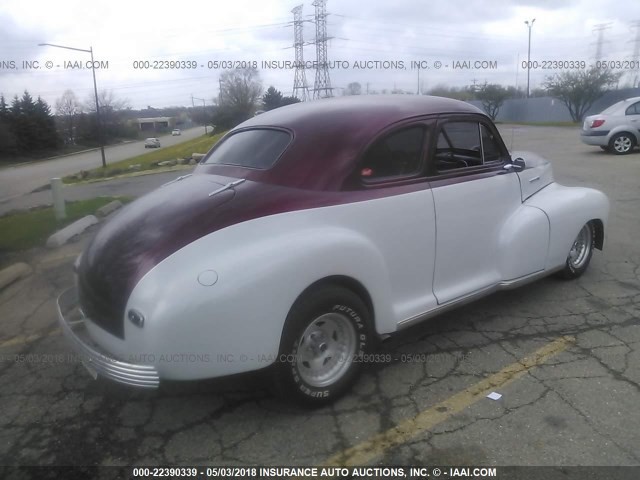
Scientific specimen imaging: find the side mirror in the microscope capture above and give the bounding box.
[504,157,525,172]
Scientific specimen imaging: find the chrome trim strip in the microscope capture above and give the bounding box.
[208,178,246,197]
[162,174,192,187]
[56,287,160,388]
[397,268,562,330]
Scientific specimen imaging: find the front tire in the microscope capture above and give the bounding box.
[557,222,595,279]
[608,132,635,155]
[272,285,373,406]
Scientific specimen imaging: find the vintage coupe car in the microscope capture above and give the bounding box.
[57,95,609,405]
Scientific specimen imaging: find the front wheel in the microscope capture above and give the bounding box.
[272,285,373,406]
[608,133,635,155]
[557,222,595,279]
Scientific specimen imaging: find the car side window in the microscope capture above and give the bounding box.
[435,121,502,172]
[360,127,425,181]
[625,103,640,115]
[480,124,502,162]
[435,122,481,171]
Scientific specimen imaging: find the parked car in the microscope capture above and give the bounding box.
[171,129,181,136]
[581,96,640,154]
[144,137,161,148]
[57,96,609,405]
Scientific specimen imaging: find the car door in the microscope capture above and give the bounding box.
[624,102,640,138]
[429,116,522,305]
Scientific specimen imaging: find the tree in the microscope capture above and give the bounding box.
[544,67,622,122]
[262,86,284,111]
[215,67,262,128]
[56,90,81,144]
[82,90,132,142]
[344,82,362,96]
[476,83,510,120]
[280,96,301,107]
[426,85,474,101]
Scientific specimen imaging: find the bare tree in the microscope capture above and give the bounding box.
[544,67,622,122]
[476,83,510,120]
[215,67,263,128]
[55,90,81,144]
[344,82,362,95]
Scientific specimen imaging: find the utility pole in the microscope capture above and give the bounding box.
[524,18,535,98]
[192,96,208,135]
[312,0,333,99]
[291,5,310,101]
[592,23,612,62]
[218,79,223,105]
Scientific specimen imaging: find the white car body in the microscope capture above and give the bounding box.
[581,96,640,154]
[144,137,160,148]
[58,96,609,404]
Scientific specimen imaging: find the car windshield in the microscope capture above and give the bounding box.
[203,129,291,169]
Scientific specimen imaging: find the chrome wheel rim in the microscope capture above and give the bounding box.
[613,136,632,153]
[296,312,356,388]
[568,224,592,269]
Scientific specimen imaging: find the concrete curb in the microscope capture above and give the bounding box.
[46,215,99,248]
[0,263,33,291]
[63,165,194,186]
[96,200,123,217]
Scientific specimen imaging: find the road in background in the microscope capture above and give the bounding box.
[0,126,206,202]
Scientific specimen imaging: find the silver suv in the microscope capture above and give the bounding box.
[581,96,640,154]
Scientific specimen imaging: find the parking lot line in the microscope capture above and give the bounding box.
[325,335,575,466]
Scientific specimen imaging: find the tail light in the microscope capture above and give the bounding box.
[590,119,605,128]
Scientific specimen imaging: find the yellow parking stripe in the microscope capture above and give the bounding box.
[325,335,575,466]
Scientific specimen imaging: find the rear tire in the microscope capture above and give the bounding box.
[272,285,373,407]
[557,222,595,280]
[608,132,635,155]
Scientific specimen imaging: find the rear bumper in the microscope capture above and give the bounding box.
[580,130,609,146]
[56,287,160,388]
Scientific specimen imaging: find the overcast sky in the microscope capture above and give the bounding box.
[1,0,639,111]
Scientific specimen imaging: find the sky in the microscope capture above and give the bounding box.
[1,0,640,111]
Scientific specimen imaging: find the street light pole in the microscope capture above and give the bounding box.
[524,19,536,98]
[38,43,107,167]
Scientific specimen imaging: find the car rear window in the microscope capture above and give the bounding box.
[203,129,291,169]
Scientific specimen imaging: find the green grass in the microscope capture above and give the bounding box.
[0,196,132,254]
[62,132,226,184]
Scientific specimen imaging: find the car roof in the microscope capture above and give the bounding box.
[201,95,487,190]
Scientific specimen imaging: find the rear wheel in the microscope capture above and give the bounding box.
[557,222,595,279]
[608,132,635,155]
[272,285,373,406]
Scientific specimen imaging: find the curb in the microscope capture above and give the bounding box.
[63,165,194,186]
[0,263,33,291]
[46,215,99,248]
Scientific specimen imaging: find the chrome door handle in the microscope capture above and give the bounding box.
[529,176,540,183]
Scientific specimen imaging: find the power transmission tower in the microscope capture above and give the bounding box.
[592,23,612,62]
[630,20,640,87]
[312,0,333,99]
[291,5,310,101]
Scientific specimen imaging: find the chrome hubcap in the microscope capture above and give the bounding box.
[568,224,592,269]
[614,136,632,153]
[296,313,356,387]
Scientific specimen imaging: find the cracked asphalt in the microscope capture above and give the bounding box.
[0,125,639,472]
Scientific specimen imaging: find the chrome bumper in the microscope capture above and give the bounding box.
[56,287,160,388]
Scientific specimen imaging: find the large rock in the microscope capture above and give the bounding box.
[46,215,99,248]
[191,153,206,161]
[0,263,33,291]
[158,160,177,167]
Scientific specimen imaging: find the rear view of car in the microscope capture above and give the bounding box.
[171,129,181,136]
[144,137,161,148]
[581,97,640,154]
